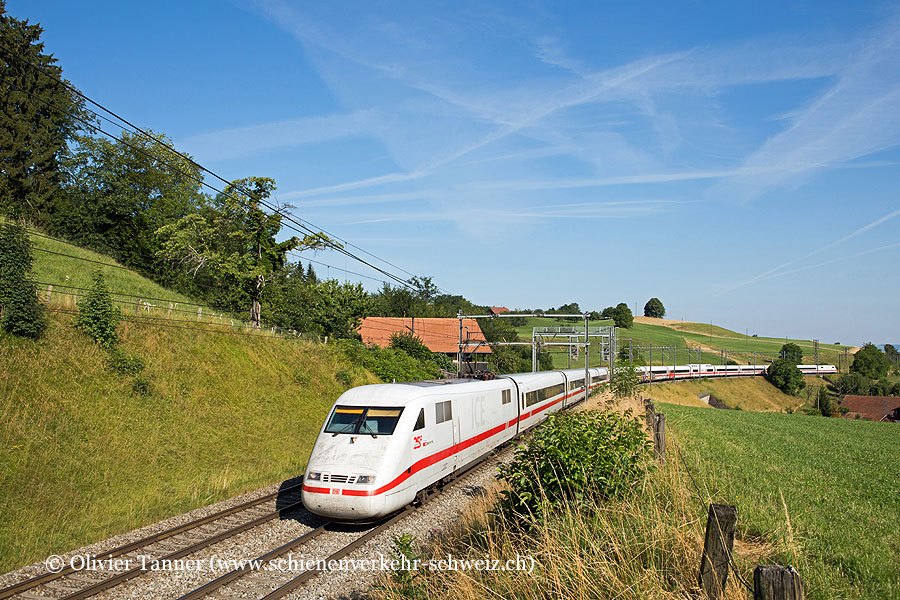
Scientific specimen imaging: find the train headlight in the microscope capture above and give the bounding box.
[355,475,376,485]
[307,471,322,481]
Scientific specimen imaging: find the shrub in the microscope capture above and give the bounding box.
[106,350,146,376]
[389,331,432,362]
[335,369,353,387]
[431,352,453,372]
[131,375,153,396]
[0,222,46,338]
[75,270,121,348]
[363,347,440,383]
[496,410,651,521]
[611,361,643,398]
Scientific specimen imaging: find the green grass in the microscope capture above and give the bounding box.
[660,403,900,599]
[514,317,851,368]
[0,312,378,572]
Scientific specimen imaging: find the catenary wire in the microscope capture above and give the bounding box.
[0,42,424,291]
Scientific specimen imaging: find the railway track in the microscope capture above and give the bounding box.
[0,483,306,600]
[173,450,506,600]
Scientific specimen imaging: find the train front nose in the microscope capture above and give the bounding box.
[301,468,389,520]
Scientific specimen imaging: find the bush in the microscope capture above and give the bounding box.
[850,343,890,379]
[0,223,46,338]
[611,361,643,398]
[335,368,353,387]
[75,270,121,348]
[766,359,805,396]
[431,352,453,372]
[106,350,146,376]
[496,410,651,521]
[389,331,432,362]
[131,375,153,396]
[363,346,440,383]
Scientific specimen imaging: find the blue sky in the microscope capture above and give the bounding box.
[11,0,900,346]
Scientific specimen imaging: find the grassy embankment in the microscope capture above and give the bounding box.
[641,376,828,412]
[514,316,849,369]
[1,235,381,571]
[661,403,900,599]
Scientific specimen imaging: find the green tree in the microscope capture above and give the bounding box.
[58,130,204,272]
[766,358,806,395]
[156,177,330,328]
[834,372,872,397]
[487,345,530,374]
[643,297,665,318]
[0,2,87,226]
[818,387,835,417]
[883,343,898,371]
[75,269,121,348]
[600,306,615,319]
[0,222,46,338]
[780,342,803,365]
[850,343,890,379]
[613,302,633,329]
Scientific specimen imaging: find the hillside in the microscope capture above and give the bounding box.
[662,402,900,599]
[0,309,377,572]
[514,314,851,370]
[639,376,830,412]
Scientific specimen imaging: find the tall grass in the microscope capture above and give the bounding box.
[0,312,379,572]
[375,448,786,600]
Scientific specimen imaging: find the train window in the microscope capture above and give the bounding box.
[501,389,511,405]
[525,383,565,407]
[569,378,584,391]
[435,400,452,424]
[413,408,425,431]
[324,406,404,435]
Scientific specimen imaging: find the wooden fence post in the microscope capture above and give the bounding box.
[167,303,173,318]
[753,566,804,600]
[698,503,737,599]
[45,285,52,302]
[197,307,202,321]
[135,299,141,315]
[654,413,666,462]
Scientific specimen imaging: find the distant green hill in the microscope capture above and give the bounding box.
[515,315,851,370]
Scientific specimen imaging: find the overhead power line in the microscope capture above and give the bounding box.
[0,42,425,291]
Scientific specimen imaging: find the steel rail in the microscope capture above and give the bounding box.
[0,483,302,599]
[53,499,305,600]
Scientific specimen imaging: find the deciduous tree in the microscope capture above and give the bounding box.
[155,177,330,328]
[643,297,665,318]
[850,343,890,379]
[780,342,803,365]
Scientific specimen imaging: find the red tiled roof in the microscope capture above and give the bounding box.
[359,317,492,354]
[489,306,510,314]
[840,396,900,421]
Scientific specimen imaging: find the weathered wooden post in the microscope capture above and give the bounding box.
[45,285,53,302]
[753,566,804,600]
[167,303,173,318]
[135,299,141,315]
[197,306,202,321]
[654,413,666,462]
[698,503,737,599]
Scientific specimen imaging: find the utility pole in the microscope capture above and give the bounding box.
[584,314,589,404]
[457,310,463,378]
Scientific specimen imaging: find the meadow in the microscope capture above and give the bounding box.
[660,403,900,599]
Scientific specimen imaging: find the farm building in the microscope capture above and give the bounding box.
[358,317,492,359]
[839,396,900,422]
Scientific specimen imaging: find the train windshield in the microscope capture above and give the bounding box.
[324,406,404,435]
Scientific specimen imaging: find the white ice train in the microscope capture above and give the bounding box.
[301,363,835,521]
